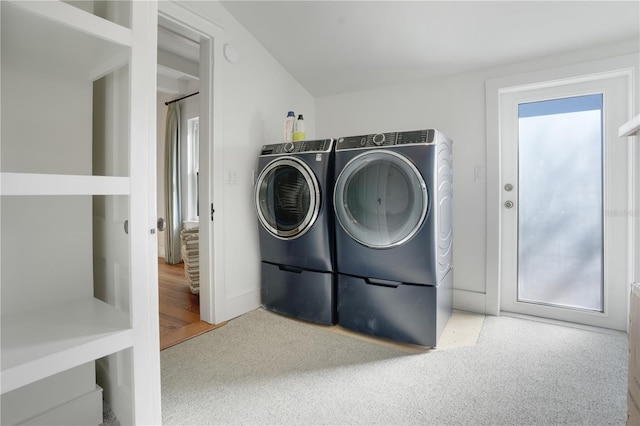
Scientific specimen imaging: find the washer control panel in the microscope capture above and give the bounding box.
[336,129,435,151]
[260,139,334,156]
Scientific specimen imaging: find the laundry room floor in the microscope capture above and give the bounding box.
[322,310,485,354]
[435,310,486,350]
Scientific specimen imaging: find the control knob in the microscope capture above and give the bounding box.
[283,142,295,153]
[372,133,385,146]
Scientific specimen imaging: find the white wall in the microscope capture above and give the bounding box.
[175,1,316,321]
[176,2,638,319]
[315,39,640,313]
[0,49,93,315]
[637,124,640,290]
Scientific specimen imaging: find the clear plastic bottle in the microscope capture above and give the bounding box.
[283,111,295,142]
[293,114,305,141]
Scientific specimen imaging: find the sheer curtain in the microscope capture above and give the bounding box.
[164,102,182,264]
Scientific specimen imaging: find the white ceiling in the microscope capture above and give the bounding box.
[219,1,640,97]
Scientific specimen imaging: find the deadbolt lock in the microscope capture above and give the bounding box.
[504,200,514,209]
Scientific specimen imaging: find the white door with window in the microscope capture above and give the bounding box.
[498,71,631,330]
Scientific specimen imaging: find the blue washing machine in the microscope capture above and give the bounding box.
[333,129,453,346]
[255,139,336,325]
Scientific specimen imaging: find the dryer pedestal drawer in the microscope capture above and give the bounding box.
[261,262,336,325]
[337,271,452,347]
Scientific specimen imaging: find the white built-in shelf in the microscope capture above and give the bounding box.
[2,1,132,80]
[619,115,640,137]
[0,0,160,422]
[0,173,130,196]
[6,0,133,39]
[0,298,134,394]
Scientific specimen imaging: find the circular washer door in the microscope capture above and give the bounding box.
[255,156,320,240]
[334,150,428,248]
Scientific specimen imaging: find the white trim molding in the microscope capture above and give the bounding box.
[453,289,487,314]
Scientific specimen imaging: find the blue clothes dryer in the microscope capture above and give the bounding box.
[255,139,336,325]
[333,129,453,346]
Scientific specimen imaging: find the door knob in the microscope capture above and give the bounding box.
[504,183,513,191]
[157,218,166,231]
[504,200,514,209]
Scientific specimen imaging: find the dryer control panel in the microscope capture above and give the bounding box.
[336,129,435,150]
[260,139,334,156]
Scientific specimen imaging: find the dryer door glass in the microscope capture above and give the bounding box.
[255,157,320,239]
[334,150,428,248]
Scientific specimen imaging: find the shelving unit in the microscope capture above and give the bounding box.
[1,299,133,394]
[0,173,130,196]
[1,1,160,425]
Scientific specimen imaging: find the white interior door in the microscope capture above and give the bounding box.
[197,34,216,323]
[499,71,631,330]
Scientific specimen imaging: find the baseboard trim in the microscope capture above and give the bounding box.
[500,311,627,335]
[453,289,486,314]
[224,288,260,322]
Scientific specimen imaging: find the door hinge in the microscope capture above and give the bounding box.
[211,203,215,221]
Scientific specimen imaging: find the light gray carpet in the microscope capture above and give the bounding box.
[161,309,628,425]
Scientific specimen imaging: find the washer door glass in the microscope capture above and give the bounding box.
[255,157,320,239]
[334,150,428,248]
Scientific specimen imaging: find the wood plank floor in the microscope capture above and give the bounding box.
[158,258,225,350]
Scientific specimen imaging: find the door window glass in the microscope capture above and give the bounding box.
[517,93,603,311]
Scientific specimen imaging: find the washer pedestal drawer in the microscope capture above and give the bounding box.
[261,262,336,325]
[337,271,452,347]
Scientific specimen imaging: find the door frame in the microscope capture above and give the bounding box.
[485,53,638,329]
[158,2,226,324]
[500,77,628,329]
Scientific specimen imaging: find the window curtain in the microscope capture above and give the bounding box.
[164,102,182,264]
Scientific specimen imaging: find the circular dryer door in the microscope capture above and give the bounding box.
[334,150,428,248]
[255,156,321,240]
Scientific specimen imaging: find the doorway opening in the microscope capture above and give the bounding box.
[156,17,219,349]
